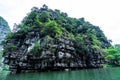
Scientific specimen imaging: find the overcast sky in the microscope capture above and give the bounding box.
[0,0,120,44]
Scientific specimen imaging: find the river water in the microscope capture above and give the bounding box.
[0,67,120,80]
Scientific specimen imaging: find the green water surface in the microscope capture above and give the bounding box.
[0,67,120,80]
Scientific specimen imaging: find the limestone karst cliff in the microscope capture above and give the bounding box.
[2,5,111,73]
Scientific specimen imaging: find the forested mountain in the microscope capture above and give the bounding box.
[0,16,10,50]
[2,5,111,73]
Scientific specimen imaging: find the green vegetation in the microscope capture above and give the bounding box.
[0,50,3,59]
[29,42,42,56]
[43,20,62,38]
[104,45,120,66]
[3,43,17,53]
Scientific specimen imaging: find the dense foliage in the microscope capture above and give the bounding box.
[104,44,120,66]
[2,5,111,66]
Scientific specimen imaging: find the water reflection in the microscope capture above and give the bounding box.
[1,68,120,80]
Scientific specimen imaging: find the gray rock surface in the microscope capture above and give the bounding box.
[3,32,104,73]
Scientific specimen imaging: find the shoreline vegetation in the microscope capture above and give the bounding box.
[0,5,120,73]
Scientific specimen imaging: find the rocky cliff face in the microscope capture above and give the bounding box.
[2,5,110,73]
[0,16,10,50]
[3,31,104,73]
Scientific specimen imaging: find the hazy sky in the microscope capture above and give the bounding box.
[0,0,120,44]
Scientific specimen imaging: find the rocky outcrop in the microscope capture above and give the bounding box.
[2,5,108,73]
[0,16,10,50]
[3,31,104,73]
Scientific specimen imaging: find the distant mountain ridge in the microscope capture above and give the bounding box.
[0,16,10,50]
